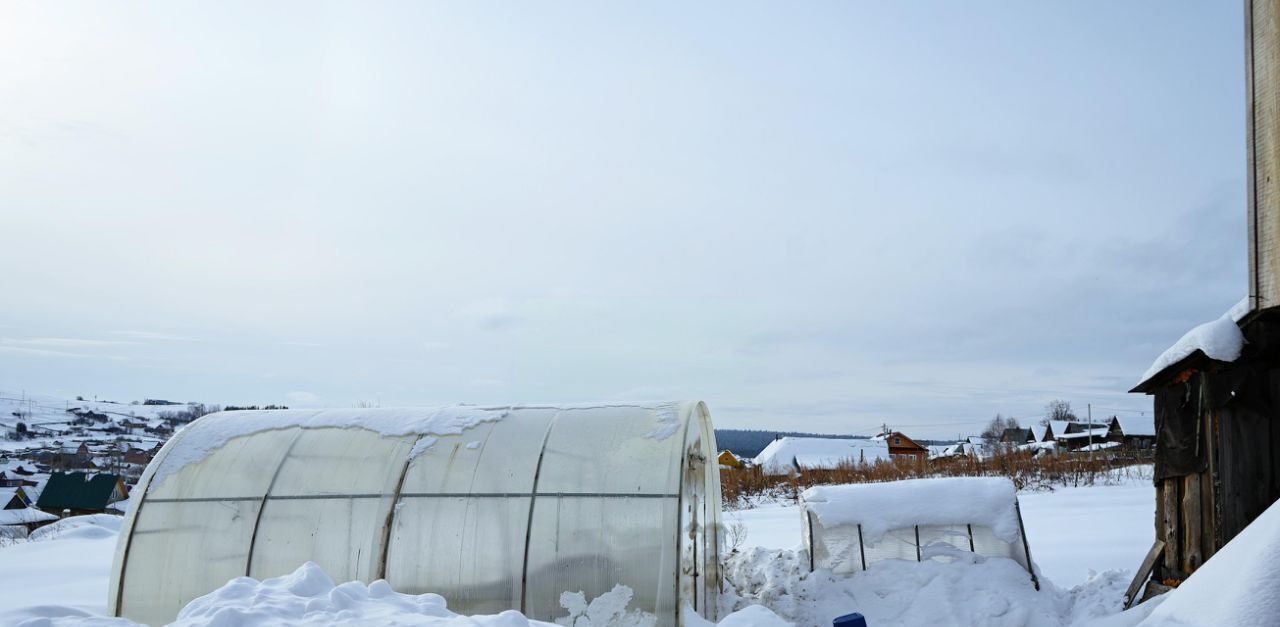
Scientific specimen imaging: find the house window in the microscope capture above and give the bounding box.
[893,437,901,445]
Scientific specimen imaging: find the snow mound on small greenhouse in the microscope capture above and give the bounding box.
[1138,297,1249,385]
[150,405,512,489]
[802,477,1021,544]
[721,545,1128,627]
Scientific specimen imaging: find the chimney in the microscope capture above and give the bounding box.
[1248,0,1280,311]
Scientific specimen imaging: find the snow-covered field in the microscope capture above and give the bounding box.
[1,475,1273,627]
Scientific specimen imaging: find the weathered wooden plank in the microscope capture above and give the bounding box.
[1202,410,1218,562]
[1124,540,1165,609]
[1161,478,1180,575]
[1154,476,1165,543]
[1202,465,1217,562]
[1218,407,1243,542]
[1182,474,1203,572]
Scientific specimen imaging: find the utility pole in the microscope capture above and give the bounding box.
[1088,403,1093,461]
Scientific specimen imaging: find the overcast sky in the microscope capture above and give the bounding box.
[0,2,1247,438]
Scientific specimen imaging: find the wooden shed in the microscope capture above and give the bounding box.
[1131,308,1280,586]
[1126,1,1280,596]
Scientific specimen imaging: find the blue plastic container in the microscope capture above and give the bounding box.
[833,613,867,627]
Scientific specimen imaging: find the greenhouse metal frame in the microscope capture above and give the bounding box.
[109,402,721,626]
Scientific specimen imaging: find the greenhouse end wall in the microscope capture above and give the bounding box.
[109,402,721,627]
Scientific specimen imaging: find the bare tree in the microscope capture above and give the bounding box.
[1041,400,1077,426]
[981,413,1021,441]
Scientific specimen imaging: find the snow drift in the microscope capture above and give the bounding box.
[1132,496,1280,626]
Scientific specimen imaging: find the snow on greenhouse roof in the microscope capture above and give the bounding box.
[643,404,681,440]
[1137,297,1250,387]
[802,477,1021,544]
[149,401,686,492]
[151,406,512,490]
[753,437,889,474]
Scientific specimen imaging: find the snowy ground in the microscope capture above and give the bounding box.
[1018,484,1155,586]
[5,475,1270,627]
[0,515,122,622]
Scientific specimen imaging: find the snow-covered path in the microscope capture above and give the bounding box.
[1018,484,1155,586]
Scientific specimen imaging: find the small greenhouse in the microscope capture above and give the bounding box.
[109,402,722,627]
[800,477,1038,589]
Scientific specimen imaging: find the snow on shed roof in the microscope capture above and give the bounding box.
[1112,416,1154,437]
[1137,297,1250,388]
[801,477,1021,544]
[1055,427,1110,440]
[753,437,889,475]
[0,507,59,525]
[1078,441,1120,452]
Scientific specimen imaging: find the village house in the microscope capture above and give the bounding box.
[753,436,891,475]
[717,450,745,470]
[1053,425,1112,451]
[871,431,929,463]
[36,471,128,516]
[998,427,1034,447]
[1108,416,1157,450]
[3,486,38,510]
[0,506,59,534]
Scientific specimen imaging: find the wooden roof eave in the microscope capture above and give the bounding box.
[1129,349,1229,395]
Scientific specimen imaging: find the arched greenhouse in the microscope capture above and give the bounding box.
[109,402,722,626]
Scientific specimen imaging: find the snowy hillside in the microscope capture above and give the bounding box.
[0,389,189,453]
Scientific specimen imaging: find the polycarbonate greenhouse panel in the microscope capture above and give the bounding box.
[916,524,977,562]
[248,429,414,583]
[119,499,262,626]
[114,427,303,626]
[384,411,555,615]
[524,495,677,621]
[862,526,921,564]
[111,402,722,627]
[971,524,1031,570]
[386,495,531,614]
[534,405,683,494]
